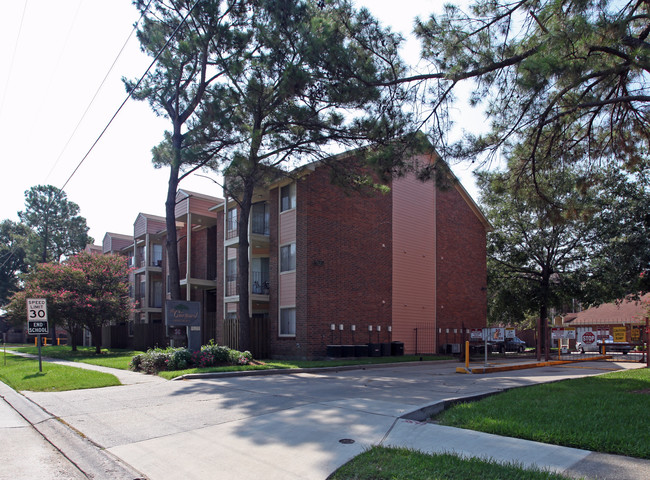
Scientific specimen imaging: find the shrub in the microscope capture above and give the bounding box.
[138,349,169,374]
[129,343,255,373]
[167,348,192,370]
[201,343,231,363]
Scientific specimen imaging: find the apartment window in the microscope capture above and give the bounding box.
[226,208,238,238]
[152,244,163,267]
[280,307,296,336]
[252,202,270,235]
[280,183,295,212]
[151,280,163,308]
[280,243,296,272]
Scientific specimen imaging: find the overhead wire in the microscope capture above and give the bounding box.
[1,0,198,273]
[0,0,29,121]
[61,0,202,191]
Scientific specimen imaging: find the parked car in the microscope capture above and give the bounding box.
[576,335,632,354]
[490,337,527,353]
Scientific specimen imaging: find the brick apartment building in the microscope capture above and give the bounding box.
[212,152,490,359]
[94,151,490,359]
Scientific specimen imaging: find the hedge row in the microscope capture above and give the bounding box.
[130,343,253,374]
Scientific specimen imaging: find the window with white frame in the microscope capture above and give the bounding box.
[280,243,296,272]
[280,183,296,212]
[280,307,296,336]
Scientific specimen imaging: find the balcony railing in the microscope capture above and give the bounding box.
[225,273,270,296]
[226,274,239,296]
[251,213,269,236]
[226,218,238,240]
[252,271,270,294]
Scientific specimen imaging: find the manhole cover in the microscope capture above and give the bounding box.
[339,438,355,444]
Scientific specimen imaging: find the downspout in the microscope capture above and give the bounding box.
[186,210,192,301]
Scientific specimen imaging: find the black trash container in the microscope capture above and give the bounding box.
[326,345,342,357]
[391,341,404,356]
[341,345,355,357]
[354,344,369,357]
[368,343,381,357]
[380,343,392,356]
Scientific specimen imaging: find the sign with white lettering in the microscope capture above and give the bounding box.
[27,299,48,334]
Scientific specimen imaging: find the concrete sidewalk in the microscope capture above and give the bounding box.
[1,353,649,479]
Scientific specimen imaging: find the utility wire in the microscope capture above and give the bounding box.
[61,0,201,191]
[0,0,29,121]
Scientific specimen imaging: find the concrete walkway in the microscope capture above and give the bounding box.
[1,352,649,479]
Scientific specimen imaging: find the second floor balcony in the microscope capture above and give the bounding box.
[225,270,270,297]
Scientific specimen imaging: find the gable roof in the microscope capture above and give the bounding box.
[564,294,649,325]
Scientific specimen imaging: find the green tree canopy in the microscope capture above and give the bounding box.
[0,220,33,305]
[18,185,92,264]
[203,0,412,350]
[5,252,132,352]
[125,0,244,300]
[410,0,650,179]
[130,0,414,350]
[478,160,601,355]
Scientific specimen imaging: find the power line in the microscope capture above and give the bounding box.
[0,0,29,121]
[45,0,153,183]
[61,0,202,191]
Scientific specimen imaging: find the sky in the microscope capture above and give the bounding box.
[0,0,485,244]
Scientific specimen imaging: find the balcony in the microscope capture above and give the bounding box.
[252,270,270,295]
[225,272,270,297]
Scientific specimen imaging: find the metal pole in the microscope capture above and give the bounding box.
[37,335,43,373]
[645,317,650,368]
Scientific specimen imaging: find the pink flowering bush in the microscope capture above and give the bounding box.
[130,343,255,374]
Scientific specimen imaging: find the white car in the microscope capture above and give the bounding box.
[576,335,632,354]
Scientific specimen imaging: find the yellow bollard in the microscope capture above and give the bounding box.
[35,337,37,346]
[57,337,60,346]
[465,341,470,368]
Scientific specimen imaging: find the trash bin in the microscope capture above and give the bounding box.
[368,343,381,357]
[326,345,342,357]
[381,343,392,356]
[391,341,404,356]
[354,344,369,357]
[341,345,355,357]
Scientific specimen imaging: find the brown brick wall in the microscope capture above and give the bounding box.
[265,166,393,359]
[435,185,488,349]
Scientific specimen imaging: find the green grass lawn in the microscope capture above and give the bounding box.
[328,446,574,480]
[435,367,650,459]
[8,345,143,370]
[0,352,121,392]
[157,355,447,379]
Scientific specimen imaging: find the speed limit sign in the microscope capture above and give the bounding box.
[27,298,48,334]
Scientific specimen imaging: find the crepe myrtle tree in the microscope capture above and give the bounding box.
[6,252,132,352]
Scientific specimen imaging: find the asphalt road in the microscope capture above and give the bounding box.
[4,358,644,479]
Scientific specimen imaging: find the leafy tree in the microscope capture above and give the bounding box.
[67,253,133,353]
[0,220,33,305]
[581,167,650,302]
[5,253,131,352]
[18,185,92,264]
[478,162,600,358]
[202,0,411,350]
[125,0,243,300]
[131,0,413,350]
[408,0,650,179]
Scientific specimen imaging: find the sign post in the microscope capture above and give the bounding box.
[27,298,48,372]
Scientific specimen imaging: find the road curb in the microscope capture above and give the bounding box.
[0,381,147,480]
